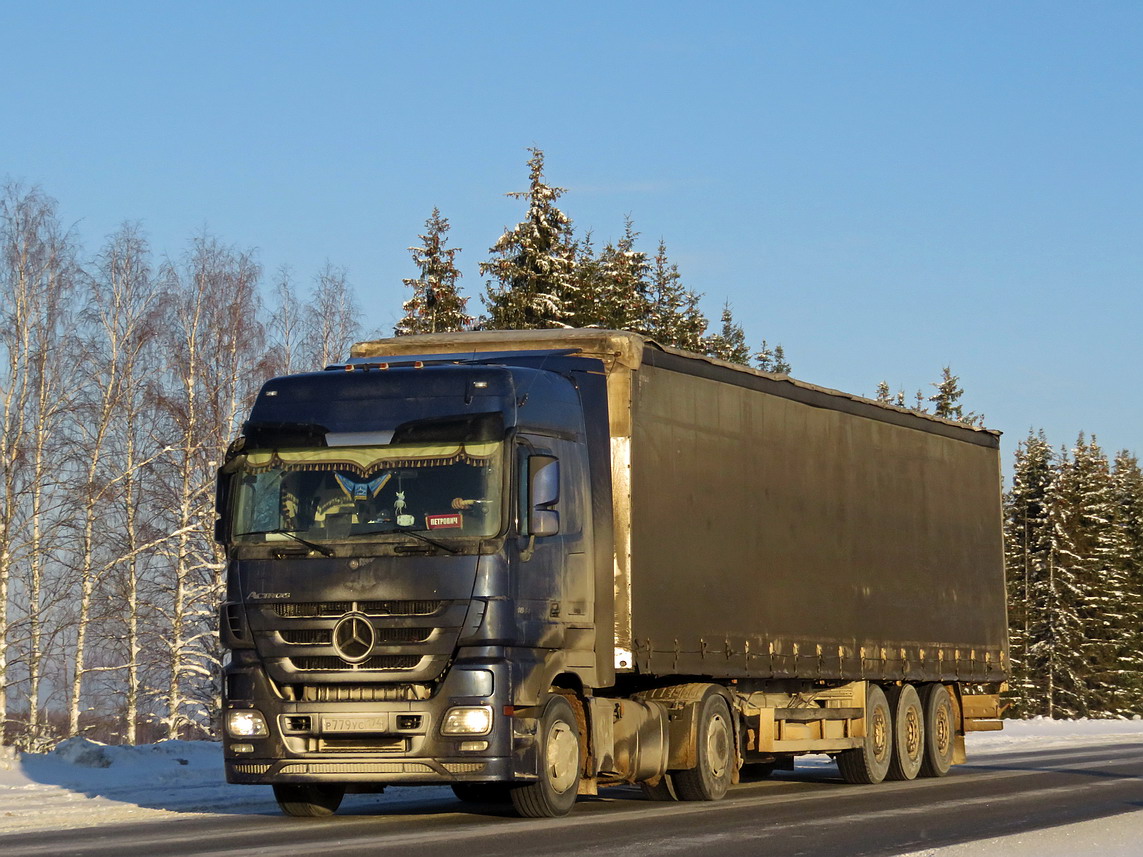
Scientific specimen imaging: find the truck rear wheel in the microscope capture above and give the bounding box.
[918,683,955,777]
[672,693,733,801]
[510,694,582,818]
[837,684,892,784]
[886,684,924,781]
[272,783,345,817]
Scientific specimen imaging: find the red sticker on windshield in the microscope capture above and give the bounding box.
[426,513,463,530]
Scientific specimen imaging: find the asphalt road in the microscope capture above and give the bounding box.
[5,742,1142,857]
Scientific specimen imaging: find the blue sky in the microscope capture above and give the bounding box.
[3,2,1141,464]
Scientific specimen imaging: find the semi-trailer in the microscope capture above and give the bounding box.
[217,329,1007,818]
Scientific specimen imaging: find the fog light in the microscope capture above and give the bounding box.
[226,709,269,738]
[458,740,489,752]
[231,743,255,754]
[441,705,493,736]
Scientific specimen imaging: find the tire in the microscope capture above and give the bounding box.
[672,693,734,801]
[837,684,893,785]
[451,783,513,804]
[273,783,346,817]
[919,683,956,778]
[510,694,582,818]
[886,684,924,781]
[639,773,679,801]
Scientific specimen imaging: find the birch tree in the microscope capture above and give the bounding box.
[65,224,165,738]
[156,235,269,737]
[0,184,78,747]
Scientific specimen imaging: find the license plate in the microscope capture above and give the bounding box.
[322,714,389,733]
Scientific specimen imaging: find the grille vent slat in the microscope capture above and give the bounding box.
[289,655,420,671]
[280,628,431,645]
[273,600,443,618]
[301,684,428,702]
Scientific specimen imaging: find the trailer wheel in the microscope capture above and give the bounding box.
[886,684,924,781]
[918,683,955,777]
[272,783,345,817]
[510,694,582,818]
[451,783,513,804]
[837,684,893,784]
[672,693,733,801]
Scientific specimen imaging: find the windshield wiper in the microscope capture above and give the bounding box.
[354,525,460,555]
[233,528,335,557]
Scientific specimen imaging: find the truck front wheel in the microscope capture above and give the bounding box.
[672,693,733,801]
[272,783,345,817]
[837,684,893,784]
[510,694,582,818]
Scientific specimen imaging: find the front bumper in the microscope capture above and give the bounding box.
[226,754,515,784]
[222,655,530,786]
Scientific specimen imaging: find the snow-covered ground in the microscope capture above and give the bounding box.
[1,719,1141,854]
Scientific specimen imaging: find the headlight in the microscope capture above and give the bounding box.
[441,705,493,736]
[226,709,269,738]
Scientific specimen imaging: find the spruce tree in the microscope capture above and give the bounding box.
[564,230,602,328]
[929,366,984,426]
[592,216,650,331]
[480,148,577,329]
[644,239,707,352]
[1111,451,1143,710]
[1064,435,1128,716]
[1004,430,1056,716]
[1033,437,1108,717]
[929,366,964,420]
[755,340,791,374]
[703,302,751,365]
[396,208,470,335]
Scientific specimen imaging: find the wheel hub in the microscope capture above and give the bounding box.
[545,721,579,793]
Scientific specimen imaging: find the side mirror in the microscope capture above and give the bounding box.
[527,455,560,537]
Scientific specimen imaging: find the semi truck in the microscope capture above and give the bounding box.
[216,329,1007,818]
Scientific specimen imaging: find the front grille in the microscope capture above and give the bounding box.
[280,629,332,645]
[281,627,432,645]
[274,600,443,618]
[301,684,430,702]
[289,655,420,671]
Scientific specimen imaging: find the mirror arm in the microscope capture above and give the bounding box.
[519,534,536,562]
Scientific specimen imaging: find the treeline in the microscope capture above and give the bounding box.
[0,183,361,748]
[1005,431,1143,718]
[395,148,793,373]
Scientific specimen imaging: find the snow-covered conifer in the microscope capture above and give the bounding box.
[480,148,577,329]
[592,216,650,331]
[1004,429,1056,716]
[1111,451,1143,709]
[396,208,470,335]
[643,239,707,352]
[703,302,751,365]
[755,340,791,374]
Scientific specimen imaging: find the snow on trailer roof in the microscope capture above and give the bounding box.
[349,329,1000,445]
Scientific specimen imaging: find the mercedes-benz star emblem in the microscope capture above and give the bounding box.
[332,612,375,664]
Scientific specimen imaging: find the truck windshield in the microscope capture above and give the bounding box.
[229,440,504,544]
